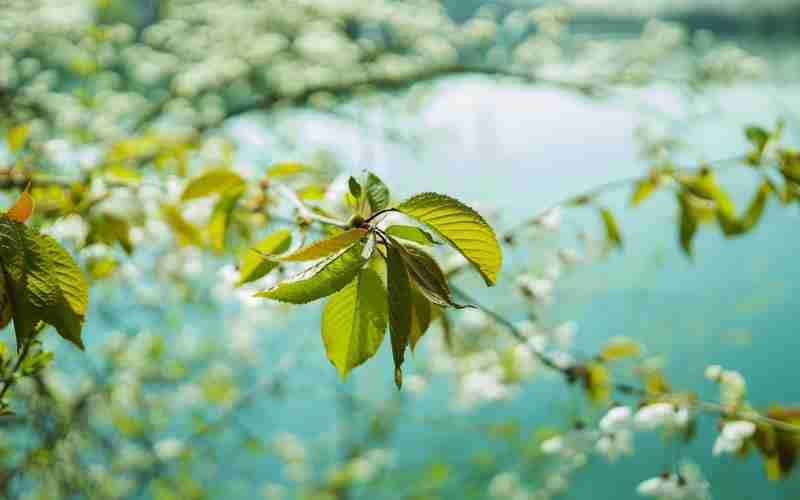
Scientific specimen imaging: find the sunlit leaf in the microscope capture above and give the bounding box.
[6,124,31,153]
[256,241,366,304]
[396,192,502,286]
[600,336,641,361]
[208,186,244,253]
[321,267,387,378]
[161,204,204,247]
[0,216,88,348]
[237,230,293,286]
[268,228,368,262]
[582,362,611,405]
[181,169,246,201]
[365,172,390,213]
[631,177,659,207]
[267,162,311,177]
[384,225,438,246]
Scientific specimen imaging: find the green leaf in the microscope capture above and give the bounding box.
[348,177,362,200]
[717,181,772,237]
[746,126,770,154]
[321,267,388,379]
[161,204,204,247]
[678,193,699,257]
[256,241,366,304]
[599,337,641,361]
[208,186,244,253]
[631,177,658,207]
[87,214,133,254]
[181,169,245,201]
[396,193,502,286]
[6,124,31,153]
[267,162,311,177]
[599,208,623,249]
[408,285,432,352]
[237,230,292,286]
[391,239,465,309]
[365,172,390,213]
[268,228,368,262]
[0,217,88,348]
[384,225,438,246]
[386,244,412,388]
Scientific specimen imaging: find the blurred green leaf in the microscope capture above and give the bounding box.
[237,230,292,286]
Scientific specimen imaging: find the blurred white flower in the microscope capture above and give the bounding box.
[534,208,561,231]
[713,420,756,456]
[599,405,633,433]
[634,403,689,431]
[541,436,564,455]
[595,429,633,461]
[704,364,722,381]
[154,437,185,461]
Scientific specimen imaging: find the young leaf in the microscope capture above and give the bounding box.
[746,126,770,163]
[181,169,246,201]
[267,162,311,177]
[6,189,34,223]
[208,187,244,253]
[582,362,611,405]
[0,216,88,348]
[631,177,658,207]
[384,225,438,246]
[396,193,502,286]
[6,124,31,153]
[256,241,366,304]
[600,337,641,361]
[161,204,204,247]
[348,177,362,200]
[599,208,623,249]
[268,228,368,262]
[678,193,699,257]
[321,267,388,379]
[365,172,390,213]
[386,244,412,388]
[237,230,292,286]
[391,239,466,309]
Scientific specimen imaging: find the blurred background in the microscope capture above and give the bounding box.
[1,0,800,499]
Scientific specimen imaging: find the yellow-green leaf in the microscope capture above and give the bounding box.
[267,162,311,177]
[678,193,699,257]
[269,228,368,262]
[208,187,244,253]
[256,241,365,304]
[599,208,623,249]
[6,124,31,153]
[365,172,390,213]
[161,204,204,247]
[237,230,293,286]
[396,193,502,286]
[600,336,641,361]
[0,216,88,348]
[384,225,438,246]
[631,177,658,207]
[321,267,388,379]
[181,169,245,201]
[583,362,611,405]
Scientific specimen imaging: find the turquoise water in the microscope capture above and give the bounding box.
[43,76,800,498]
